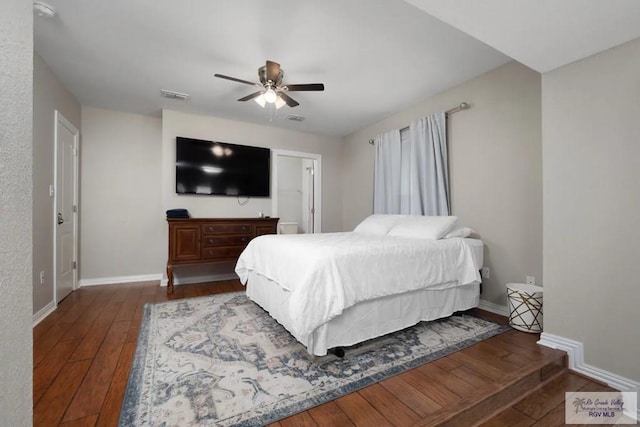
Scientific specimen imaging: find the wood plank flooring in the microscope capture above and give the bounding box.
[33,281,605,426]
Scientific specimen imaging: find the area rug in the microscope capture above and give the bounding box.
[120,292,508,426]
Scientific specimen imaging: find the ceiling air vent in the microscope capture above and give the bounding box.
[33,1,56,18]
[161,90,190,101]
[287,114,306,122]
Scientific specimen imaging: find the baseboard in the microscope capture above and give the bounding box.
[538,332,640,419]
[33,300,57,327]
[478,299,509,317]
[79,273,162,287]
[538,332,640,391]
[160,273,239,287]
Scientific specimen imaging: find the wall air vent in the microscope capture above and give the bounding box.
[287,115,306,122]
[161,90,190,101]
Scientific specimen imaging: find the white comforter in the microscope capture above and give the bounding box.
[235,232,480,339]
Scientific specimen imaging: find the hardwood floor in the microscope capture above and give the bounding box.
[33,281,604,426]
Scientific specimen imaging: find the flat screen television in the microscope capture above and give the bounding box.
[176,137,270,197]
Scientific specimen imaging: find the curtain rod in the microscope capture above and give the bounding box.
[368,102,469,145]
[445,101,469,116]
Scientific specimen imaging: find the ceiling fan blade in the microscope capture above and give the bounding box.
[284,83,325,92]
[279,92,299,107]
[214,73,258,86]
[266,60,281,83]
[237,91,263,102]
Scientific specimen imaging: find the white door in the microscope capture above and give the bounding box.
[55,111,79,303]
[301,159,315,233]
[276,156,304,232]
[272,150,322,234]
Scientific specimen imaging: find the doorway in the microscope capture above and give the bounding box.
[272,150,322,234]
[54,111,79,303]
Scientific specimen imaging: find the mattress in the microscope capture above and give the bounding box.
[238,236,484,355]
[237,233,482,338]
[464,237,484,269]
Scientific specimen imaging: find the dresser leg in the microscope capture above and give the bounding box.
[167,263,174,295]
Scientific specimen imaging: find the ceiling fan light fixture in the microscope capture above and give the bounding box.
[215,60,325,109]
[254,94,266,108]
[264,88,277,104]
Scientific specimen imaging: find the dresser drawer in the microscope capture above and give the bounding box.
[256,225,276,236]
[202,235,252,247]
[202,223,254,235]
[167,217,278,295]
[202,246,245,260]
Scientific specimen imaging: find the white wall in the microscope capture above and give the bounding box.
[343,61,542,306]
[33,53,81,314]
[80,107,164,280]
[542,38,640,382]
[0,0,33,422]
[162,109,344,230]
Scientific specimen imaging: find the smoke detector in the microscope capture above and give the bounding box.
[33,1,56,18]
[287,114,306,122]
[161,89,190,101]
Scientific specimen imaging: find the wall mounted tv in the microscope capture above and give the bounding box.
[176,137,270,197]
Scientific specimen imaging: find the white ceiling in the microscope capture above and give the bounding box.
[405,0,640,73]
[34,1,640,138]
[33,0,510,137]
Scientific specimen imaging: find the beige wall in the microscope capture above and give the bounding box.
[162,110,344,283]
[162,110,344,231]
[0,0,33,422]
[80,107,164,280]
[343,61,542,306]
[33,53,81,313]
[542,38,640,382]
[77,108,344,282]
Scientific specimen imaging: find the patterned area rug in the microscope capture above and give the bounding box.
[120,292,508,426]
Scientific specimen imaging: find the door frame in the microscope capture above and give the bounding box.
[53,110,79,303]
[271,149,322,233]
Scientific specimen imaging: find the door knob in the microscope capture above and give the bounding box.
[57,212,64,225]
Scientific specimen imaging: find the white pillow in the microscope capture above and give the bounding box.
[387,216,459,240]
[353,214,409,235]
[443,226,474,239]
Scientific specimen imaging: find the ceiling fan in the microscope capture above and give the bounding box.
[214,60,324,109]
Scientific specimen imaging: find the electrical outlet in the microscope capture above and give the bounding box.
[481,267,490,279]
[40,271,45,285]
[526,276,535,285]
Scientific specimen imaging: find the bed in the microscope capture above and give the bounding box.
[235,215,483,356]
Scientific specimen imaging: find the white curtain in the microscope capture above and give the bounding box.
[373,129,402,214]
[408,111,449,215]
[373,111,449,215]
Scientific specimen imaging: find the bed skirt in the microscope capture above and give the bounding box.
[245,272,480,356]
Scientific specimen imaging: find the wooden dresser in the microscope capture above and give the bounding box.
[166,217,278,294]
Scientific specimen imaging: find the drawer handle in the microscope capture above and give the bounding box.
[207,226,214,232]
[208,238,214,244]
[242,226,249,231]
[242,237,248,242]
